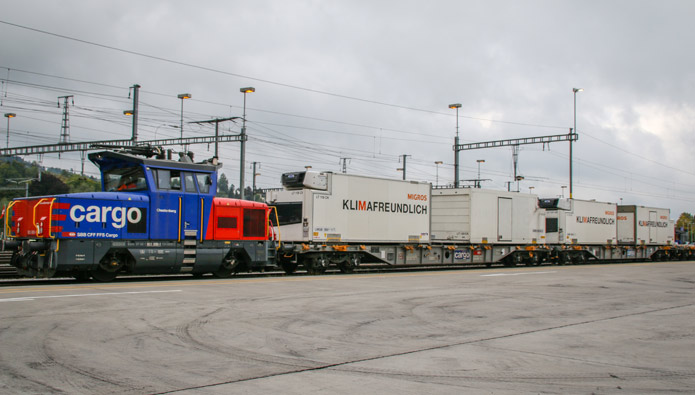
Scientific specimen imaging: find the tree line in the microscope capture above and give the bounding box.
[0,157,100,208]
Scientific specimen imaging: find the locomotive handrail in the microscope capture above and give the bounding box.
[4,200,18,238]
[33,198,54,238]
[268,206,282,249]
[200,198,204,243]
[46,198,57,239]
[177,197,182,243]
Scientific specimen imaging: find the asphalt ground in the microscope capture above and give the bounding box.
[0,261,693,394]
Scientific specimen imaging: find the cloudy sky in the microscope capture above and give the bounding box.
[1,0,694,217]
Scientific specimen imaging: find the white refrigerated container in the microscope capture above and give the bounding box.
[617,205,671,245]
[266,171,431,243]
[431,188,545,244]
[541,198,617,245]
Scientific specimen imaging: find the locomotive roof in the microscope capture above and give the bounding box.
[88,150,220,172]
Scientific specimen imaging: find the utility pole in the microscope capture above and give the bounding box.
[252,161,260,199]
[340,157,351,173]
[191,117,241,158]
[58,95,74,143]
[399,154,411,180]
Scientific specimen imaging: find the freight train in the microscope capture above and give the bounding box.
[1,147,689,281]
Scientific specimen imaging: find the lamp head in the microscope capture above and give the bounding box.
[240,87,255,93]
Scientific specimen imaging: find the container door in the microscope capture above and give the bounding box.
[649,210,657,243]
[497,197,512,241]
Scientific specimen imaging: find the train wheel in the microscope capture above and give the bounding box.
[281,261,298,274]
[337,255,359,274]
[575,253,587,265]
[91,267,117,282]
[306,256,328,275]
[91,255,123,282]
[212,267,233,278]
[213,255,238,278]
[558,253,570,265]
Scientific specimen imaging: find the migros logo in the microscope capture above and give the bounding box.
[70,205,143,229]
[407,193,428,202]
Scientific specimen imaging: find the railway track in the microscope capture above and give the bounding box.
[0,259,663,287]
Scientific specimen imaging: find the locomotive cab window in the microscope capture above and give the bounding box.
[183,172,197,193]
[105,166,147,192]
[196,173,212,194]
[154,169,182,190]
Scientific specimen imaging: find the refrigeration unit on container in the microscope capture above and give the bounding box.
[540,198,617,245]
[430,188,545,244]
[617,205,672,245]
[266,171,431,244]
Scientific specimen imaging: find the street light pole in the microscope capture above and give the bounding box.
[178,93,191,152]
[449,103,462,188]
[240,87,255,200]
[130,84,140,142]
[4,113,16,148]
[571,88,583,199]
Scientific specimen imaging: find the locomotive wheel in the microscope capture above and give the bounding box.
[281,261,298,274]
[91,267,117,282]
[213,256,238,278]
[212,267,233,278]
[91,255,123,282]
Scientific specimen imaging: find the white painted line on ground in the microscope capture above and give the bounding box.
[0,289,182,303]
[481,271,556,277]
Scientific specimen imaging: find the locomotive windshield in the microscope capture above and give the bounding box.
[104,166,147,192]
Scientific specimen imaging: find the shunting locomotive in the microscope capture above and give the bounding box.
[2,147,275,281]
